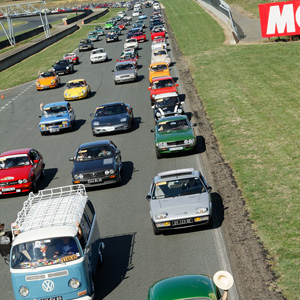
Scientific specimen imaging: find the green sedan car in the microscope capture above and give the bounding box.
[105,21,114,30]
[94,26,104,36]
[152,115,197,159]
[148,275,222,300]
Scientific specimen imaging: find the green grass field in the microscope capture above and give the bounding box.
[161,0,299,299]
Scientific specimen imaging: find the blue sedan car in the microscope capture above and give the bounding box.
[39,101,76,135]
[138,14,147,19]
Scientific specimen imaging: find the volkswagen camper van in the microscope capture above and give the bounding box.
[9,185,104,300]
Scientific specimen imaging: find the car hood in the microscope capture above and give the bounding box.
[151,56,169,63]
[151,86,177,96]
[156,128,194,142]
[65,87,87,95]
[155,105,178,114]
[93,113,129,125]
[40,113,70,124]
[37,77,56,84]
[0,166,31,181]
[151,193,210,216]
[114,69,136,76]
[53,65,68,71]
[73,158,115,173]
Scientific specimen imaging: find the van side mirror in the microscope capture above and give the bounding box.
[207,186,212,193]
[69,157,74,161]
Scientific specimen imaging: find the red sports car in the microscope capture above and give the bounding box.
[131,31,147,43]
[63,52,80,64]
[151,29,166,40]
[148,76,179,105]
[0,148,45,195]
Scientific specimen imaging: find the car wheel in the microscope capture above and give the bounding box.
[31,179,37,193]
[152,222,160,235]
[91,61,94,64]
[40,131,45,136]
[156,148,162,159]
[40,168,45,179]
[114,81,118,85]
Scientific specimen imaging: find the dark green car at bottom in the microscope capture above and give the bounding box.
[152,115,197,159]
[148,275,222,300]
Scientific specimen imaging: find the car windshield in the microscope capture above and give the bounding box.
[153,50,167,56]
[39,72,55,78]
[56,61,67,66]
[151,64,168,72]
[157,119,189,132]
[67,81,85,88]
[120,54,134,60]
[42,105,68,116]
[76,145,113,161]
[152,79,174,89]
[63,53,74,58]
[153,177,205,199]
[95,26,102,30]
[80,39,89,44]
[11,237,81,269]
[116,63,134,71]
[93,49,104,54]
[95,104,126,116]
[88,32,96,37]
[156,97,180,108]
[0,154,30,169]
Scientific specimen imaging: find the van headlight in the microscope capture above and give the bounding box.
[19,286,29,297]
[69,278,81,289]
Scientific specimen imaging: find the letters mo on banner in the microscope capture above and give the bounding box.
[259,0,300,38]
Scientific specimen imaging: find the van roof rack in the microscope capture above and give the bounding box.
[11,185,87,239]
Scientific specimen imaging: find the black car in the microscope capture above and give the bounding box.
[78,39,94,52]
[153,92,184,121]
[127,28,142,39]
[106,33,119,43]
[90,102,134,135]
[51,60,74,75]
[150,20,163,31]
[70,140,122,187]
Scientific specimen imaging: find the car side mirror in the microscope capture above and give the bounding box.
[150,129,154,133]
[116,149,120,155]
[148,87,151,90]
[33,159,39,164]
[90,113,94,117]
[207,186,212,193]
[193,123,197,127]
[176,84,179,87]
[69,157,74,161]
[39,116,41,118]
[146,195,151,201]
[112,70,114,72]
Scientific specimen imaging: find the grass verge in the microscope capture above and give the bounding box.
[161,0,299,299]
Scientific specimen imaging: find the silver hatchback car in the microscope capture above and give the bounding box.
[146,168,212,235]
[113,61,138,84]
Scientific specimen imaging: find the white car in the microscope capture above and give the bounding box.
[90,48,108,64]
[124,16,132,22]
[151,49,171,66]
[152,38,167,51]
[124,38,139,49]
[152,24,166,33]
[132,10,141,17]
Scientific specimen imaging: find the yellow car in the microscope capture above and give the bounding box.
[148,62,170,84]
[36,71,60,91]
[64,79,91,101]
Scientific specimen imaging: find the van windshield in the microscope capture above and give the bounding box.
[11,237,81,269]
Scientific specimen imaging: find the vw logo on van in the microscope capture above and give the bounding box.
[42,280,55,292]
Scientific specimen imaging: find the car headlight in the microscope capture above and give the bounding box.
[74,174,84,180]
[19,286,29,297]
[40,124,46,128]
[110,169,115,174]
[157,142,167,148]
[66,66,69,69]
[51,80,55,84]
[18,179,27,184]
[104,170,110,175]
[189,139,195,144]
[155,212,168,220]
[36,81,40,86]
[82,89,86,94]
[51,68,55,72]
[69,278,81,289]
[62,121,68,125]
[177,108,183,113]
[196,207,208,214]
[156,111,161,117]
[120,117,128,122]
[64,92,68,96]
[93,121,100,126]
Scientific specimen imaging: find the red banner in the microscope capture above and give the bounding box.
[259,0,300,37]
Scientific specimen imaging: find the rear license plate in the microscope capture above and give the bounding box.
[2,187,15,192]
[170,147,183,151]
[172,218,193,226]
[50,127,59,133]
[88,178,102,184]
[40,296,62,300]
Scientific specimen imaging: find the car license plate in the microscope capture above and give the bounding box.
[50,127,59,133]
[40,296,62,300]
[170,147,183,151]
[2,187,15,192]
[105,127,115,131]
[88,178,102,184]
[172,218,193,226]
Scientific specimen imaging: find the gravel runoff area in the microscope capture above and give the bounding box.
[163,3,286,300]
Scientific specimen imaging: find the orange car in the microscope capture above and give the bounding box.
[36,71,60,91]
[148,62,170,84]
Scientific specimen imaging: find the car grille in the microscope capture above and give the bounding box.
[45,122,63,127]
[0,181,19,187]
[166,140,185,146]
[83,171,105,179]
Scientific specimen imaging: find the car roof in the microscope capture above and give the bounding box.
[154,92,179,99]
[0,148,31,156]
[157,115,188,123]
[78,140,111,148]
[148,275,218,300]
[96,102,124,108]
[116,60,135,65]
[44,101,69,108]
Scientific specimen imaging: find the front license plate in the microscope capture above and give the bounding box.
[50,127,59,133]
[2,187,15,192]
[170,147,183,151]
[88,178,102,184]
[172,218,193,226]
[40,296,62,300]
[105,127,115,131]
